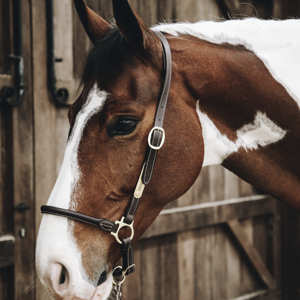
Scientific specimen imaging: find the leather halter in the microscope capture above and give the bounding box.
[41,30,172,280]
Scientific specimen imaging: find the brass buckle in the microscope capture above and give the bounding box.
[111,217,134,244]
[148,127,165,150]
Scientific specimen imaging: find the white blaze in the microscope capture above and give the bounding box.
[197,103,286,166]
[36,84,111,299]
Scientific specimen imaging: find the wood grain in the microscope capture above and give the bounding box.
[142,196,274,239]
[0,241,14,268]
[227,219,276,290]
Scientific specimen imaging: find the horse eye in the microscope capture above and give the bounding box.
[107,118,138,137]
[116,119,136,133]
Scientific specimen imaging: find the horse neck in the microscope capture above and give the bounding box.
[171,26,300,211]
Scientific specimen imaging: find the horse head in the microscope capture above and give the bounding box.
[36,0,204,299]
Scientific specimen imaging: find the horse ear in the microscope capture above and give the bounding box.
[74,0,112,45]
[112,0,160,53]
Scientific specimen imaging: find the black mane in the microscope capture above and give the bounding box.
[81,26,135,84]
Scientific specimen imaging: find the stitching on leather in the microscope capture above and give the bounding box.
[100,222,113,231]
[42,211,97,227]
[132,200,139,216]
[126,197,136,221]
[145,150,157,184]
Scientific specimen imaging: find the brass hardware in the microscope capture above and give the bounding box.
[111,217,134,244]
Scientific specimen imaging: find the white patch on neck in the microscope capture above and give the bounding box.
[36,84,109,296]
[196,102,286,166]
[154,19,300,109]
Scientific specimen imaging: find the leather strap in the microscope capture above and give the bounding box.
[41,205,118,232]
[122,31,172,224]
[113,237,135,276]
[142,30,172,185]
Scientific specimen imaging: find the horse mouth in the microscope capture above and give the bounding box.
[90,275,113,300]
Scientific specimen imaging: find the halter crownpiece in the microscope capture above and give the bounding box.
[41,30,172,282]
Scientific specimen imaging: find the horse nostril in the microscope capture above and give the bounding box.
[59,266,67,285]
[51,263,70,293]
[97,270,108,286]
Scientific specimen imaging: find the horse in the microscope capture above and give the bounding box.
[35,0,300,299]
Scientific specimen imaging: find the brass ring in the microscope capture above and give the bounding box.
[112,266,126,285]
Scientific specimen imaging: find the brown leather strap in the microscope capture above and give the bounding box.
[123,31,172,224]
[113,237,135,276]
[142,31,172,185]
[41,205,118,232]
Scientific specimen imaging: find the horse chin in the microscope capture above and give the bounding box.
[91,276,113,300]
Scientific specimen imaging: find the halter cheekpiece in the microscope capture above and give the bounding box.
[41,30,172,285]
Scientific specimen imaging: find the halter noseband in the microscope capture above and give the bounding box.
[41,31,172,282]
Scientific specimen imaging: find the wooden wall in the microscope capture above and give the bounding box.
[30,0,300,299]
[0,0,299,299]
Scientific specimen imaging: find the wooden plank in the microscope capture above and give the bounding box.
[32,0,57,237]
[271,201,282,295]
[240,179,254,197]
[224,169,241,299]
[12,0,35,299]
[0,75,12,92]
[211,226,228,299]
[0,266,14,300]
[159,234,178,300]
[240,219,261,294]
[209,166,227,300]
[209,165,224,202]
[139,0,158,27]
[174,0,200,23]
[177,230,195,300]
[194,227,213,300]
[1,106,14,234]
[253,289,281,300]
[223,0,239,15]
[227,219,276,290]
[202,0,223,22]
[54,0,73,81]
[157,0,174,22]
[253,216,272,276]
[282,202,300,299]
[272,0,283,19]
[230,289,267,300]
[32,1,57,299]
[0,0,12,75]
[142,196,274,239]
[139,238,160,300]
[0,240,14,268]
[72,0,90,80]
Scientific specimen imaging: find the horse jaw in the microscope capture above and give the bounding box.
[36,85,112,300]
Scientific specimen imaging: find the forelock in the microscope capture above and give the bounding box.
[81,26,136,84]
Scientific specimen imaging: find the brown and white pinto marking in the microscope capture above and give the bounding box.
[36,0,300,299]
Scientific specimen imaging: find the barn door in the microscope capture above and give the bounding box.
[0,0,35,299]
